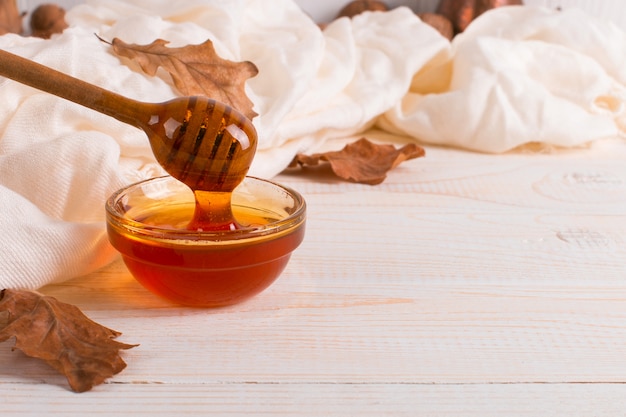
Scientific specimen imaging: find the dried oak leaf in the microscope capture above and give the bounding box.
[0,0,23,35]
[289,138,425,185]
[109,37,259,120]
[0,288,137,393]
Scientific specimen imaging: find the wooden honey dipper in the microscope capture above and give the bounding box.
[0,49,257,231]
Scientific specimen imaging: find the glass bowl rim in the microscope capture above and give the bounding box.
[105,175,306,242]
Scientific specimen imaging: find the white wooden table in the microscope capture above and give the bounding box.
[2,141,626,415]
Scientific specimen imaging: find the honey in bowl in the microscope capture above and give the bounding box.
[106,176,306,307]
[0,44,307,306]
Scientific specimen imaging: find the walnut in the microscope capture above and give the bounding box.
[337,0,389,19]
[437,0,523,33]
[418,13,454,40]
[30,4,68,39]
[0,0,23,35]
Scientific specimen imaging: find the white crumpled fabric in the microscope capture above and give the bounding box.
[0,1,624,289]
[380,6,626,151]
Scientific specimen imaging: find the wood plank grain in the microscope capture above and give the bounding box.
[3,382,626,416]
[525,0,626,25]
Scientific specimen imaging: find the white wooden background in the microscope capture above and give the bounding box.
[16,0,626,28]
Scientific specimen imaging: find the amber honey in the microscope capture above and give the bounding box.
[106,176,306,307]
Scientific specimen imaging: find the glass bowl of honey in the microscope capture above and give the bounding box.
[105,175,306,307]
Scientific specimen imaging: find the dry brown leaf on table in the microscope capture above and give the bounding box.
[0,288,137,392]
[106,37,259,120]
[0,0,24,35]
[289,138,425,185]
